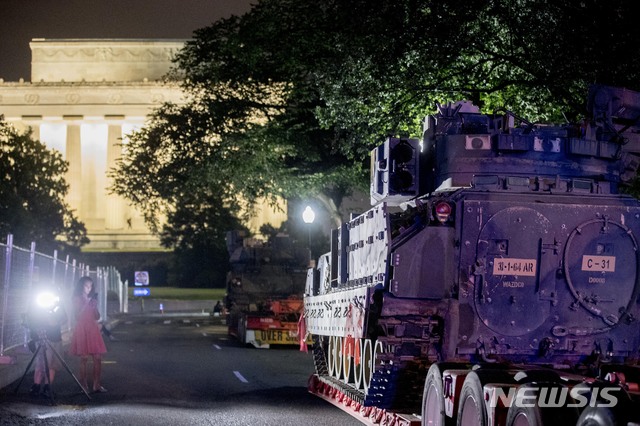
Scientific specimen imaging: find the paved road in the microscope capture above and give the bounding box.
[0,314,361,426]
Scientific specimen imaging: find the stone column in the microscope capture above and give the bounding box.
[80,123,108,226]
[121,121,145,231]
[65,118,82,214]
[105,120,125,230]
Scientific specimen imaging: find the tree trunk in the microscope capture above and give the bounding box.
[315,193,343,229]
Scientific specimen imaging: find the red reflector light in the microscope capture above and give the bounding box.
[435,202,452,223]
[435,202,451,215]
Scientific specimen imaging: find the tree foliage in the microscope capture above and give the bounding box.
[111,0,640,259]
[313,0,640,141]
[0,118,88,253]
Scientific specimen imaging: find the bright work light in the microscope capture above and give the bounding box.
[35,291,60,310]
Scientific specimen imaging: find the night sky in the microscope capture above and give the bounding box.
[0,0,255,81]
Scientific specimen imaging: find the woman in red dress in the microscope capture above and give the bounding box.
[70,276,107,393]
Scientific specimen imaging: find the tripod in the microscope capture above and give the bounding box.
[14,329,91,403]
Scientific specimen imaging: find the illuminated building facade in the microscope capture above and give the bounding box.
[0,39,286,252]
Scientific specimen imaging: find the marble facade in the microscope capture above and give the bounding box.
[0,39,286,251]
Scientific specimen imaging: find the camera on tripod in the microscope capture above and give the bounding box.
[25,290,63,350]
[17,286,90,402]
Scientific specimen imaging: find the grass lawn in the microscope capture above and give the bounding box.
[127,287,226,301]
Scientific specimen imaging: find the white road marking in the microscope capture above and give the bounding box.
[213,344,221,350]
[233,371,248,383]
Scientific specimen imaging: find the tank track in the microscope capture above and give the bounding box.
[368,350,429,411]
[311,337,328,376]
[311,333,431,412]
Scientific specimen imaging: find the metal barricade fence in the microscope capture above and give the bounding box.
[0,234,125,360]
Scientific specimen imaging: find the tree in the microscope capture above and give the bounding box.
[111,1,374,234]
[315,0,640,137]
[111,0,640,257]
[159,185,247,288]
[0,118,88,253]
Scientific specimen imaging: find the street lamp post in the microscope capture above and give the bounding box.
[302,205,315,266]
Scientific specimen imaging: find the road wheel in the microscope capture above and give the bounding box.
[576,407,617,426]
[506,404,543,426]
[457,372,486,426]
[327,336,337,378]
[361,339,373,391]
[341,337,354,384]
[372,339,386,376]
[353,339,364,389]
[335,336,344,380]
[505,384,579,426]
[422,363,452,426]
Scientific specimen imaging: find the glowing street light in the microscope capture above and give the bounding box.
[302,206,315,225]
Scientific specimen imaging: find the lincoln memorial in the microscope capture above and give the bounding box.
[0,39,286,253]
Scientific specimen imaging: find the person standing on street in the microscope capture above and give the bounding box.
[69,276,107,393]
